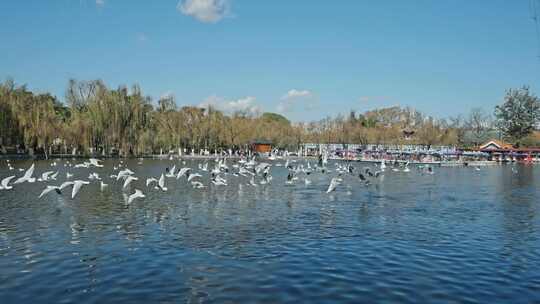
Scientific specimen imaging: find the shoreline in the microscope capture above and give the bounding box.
[0,154,535,167]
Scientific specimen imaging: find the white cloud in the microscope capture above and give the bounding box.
[177,0,230,23]
[95,0,105,7]
[277,89,315,113]
[281,89,312,100]
[200,95,261,115]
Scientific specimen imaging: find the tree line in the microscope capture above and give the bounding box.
[1,79,539,157]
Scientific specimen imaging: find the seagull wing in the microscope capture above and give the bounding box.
[41,171,53,180]
[39,186,59,198]
[14,163,35,184]
[327,177,339,193]
[123,176,132,188]
[177,167,190,179]
[187,173,201,182]
[123,176,137,189]
[24,163,35,179]
[89,158,103,167]
[1,176,15,189]
[128,189,145,204]
[71,180,89,199]
[158,174,165,188]
[59,181,75,190]
[146,177,157,187]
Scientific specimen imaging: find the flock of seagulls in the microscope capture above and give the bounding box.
[0,156,451,204]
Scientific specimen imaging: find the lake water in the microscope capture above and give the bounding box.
[1,159,539,303]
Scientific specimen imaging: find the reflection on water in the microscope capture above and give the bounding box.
[1,159,540,303]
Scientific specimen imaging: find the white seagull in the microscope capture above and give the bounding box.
[176,167,191,179]
[326,177,340,193]
[14,163,35,184]
[191,181,205,189]
[0,176,16,190]
[187,173,202,182]
[166,165,177,178]
[37,171,54,182]
[146,177,158,187]
[116,168,135,181]
[39,185,62,198]
[123,176,138,189]
[71,180,90,199]
[126,189,145,204]
[156,174,167,191]
[89,158,104,167]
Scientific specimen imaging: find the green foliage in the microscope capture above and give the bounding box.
[494,86,540,141]
[261,112,290,125]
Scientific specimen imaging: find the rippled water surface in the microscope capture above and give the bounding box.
[1,159,540,303]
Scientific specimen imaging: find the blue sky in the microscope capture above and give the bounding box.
[1,0,539,121]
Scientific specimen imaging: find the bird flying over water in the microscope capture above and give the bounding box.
[89,158,103,168]
[176,167,191,179]
[123,176,138,189]
[156,174,167,191]
[191,181,205,189]
[116,168,135,181]
[146,177,158,187]
[166,165,176,178]
[71,180,90,199]
[187,171,201,181]
[327,177,340,193]
[0,176,15,190]
[39,185,62,198]
[126,189,145,204]
[13,163,35,184]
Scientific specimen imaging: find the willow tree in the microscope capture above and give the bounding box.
[0,79,23,148]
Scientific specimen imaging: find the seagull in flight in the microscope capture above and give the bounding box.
[191,181,205,189]
[327,177,341,193]
[0,176,16,190]
[71,180,90,199]
[13,163,35,184]
[37,171,55,182]
[39,185,62,198]
[166,165,177,178]
[116,168,135,181]
[212,175,227,186]
[89,158,104,168]
[156,174,167,191]
[176,167,191,179]
[146,177,158,187]
[123,176,138,189]
[187,172,202,182]
[126,189,145,204]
